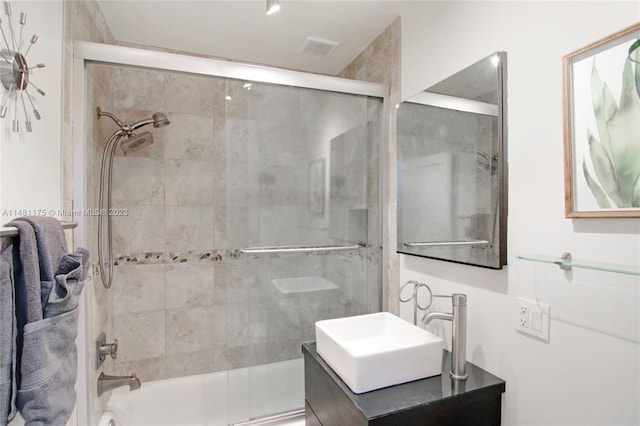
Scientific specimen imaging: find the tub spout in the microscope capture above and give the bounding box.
[97,372,142,396]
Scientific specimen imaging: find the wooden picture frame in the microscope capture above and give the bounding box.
[563,23,640,218]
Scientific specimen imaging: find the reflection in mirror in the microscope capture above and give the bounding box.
[397,52,507,269]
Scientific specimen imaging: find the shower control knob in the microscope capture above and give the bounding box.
[96,332,118,368]
[100,339,118,360]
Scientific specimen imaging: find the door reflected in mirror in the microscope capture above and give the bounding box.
[397,52,507,269]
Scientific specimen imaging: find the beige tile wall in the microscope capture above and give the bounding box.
[339,17,401,314]
[62,2,115,425]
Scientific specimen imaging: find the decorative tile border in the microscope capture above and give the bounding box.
[113,250,224,265]
[110,246,376,266]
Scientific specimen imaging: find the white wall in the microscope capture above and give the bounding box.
[0,1,63,219]
[398,2,640,425]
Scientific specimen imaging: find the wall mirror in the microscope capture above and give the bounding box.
[397,51,507,269]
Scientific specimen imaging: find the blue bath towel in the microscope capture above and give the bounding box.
[0,244,17,426]
[5,220,44,326]
[4,217,87,426]
[19,217,67,286]
[43,248,89,319]
[17,307,81,426]
[18,217,67,320]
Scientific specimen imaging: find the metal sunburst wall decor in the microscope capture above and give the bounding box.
[0,1,44,133]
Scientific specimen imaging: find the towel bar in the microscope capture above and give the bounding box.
[0,221,78,238]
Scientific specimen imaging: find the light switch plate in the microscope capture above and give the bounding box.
[516,297,550,342]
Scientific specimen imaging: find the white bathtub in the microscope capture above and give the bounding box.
[97,359,304,426]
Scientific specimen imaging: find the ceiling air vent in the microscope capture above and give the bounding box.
[298,36,340,58]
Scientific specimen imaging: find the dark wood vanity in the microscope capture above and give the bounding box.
[303,342,505,425]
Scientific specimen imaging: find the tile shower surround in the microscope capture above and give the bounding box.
[89,64,382,382]
[102,248,378,380]
[338,17,401,315]
[63,2,116,424]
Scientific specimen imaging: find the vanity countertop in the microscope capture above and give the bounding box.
[303,342,506,425]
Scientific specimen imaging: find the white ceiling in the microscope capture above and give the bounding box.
[96,1,415,75]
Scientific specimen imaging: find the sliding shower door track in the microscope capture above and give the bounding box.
[232,408,305,426]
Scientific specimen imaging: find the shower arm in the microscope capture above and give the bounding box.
[97,108,155,135]
[96,107,125,129]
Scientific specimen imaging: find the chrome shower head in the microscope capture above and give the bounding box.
[120,112,170,154]
[152,112,170,128]
[128,112,170,132]
[120,131,154,156]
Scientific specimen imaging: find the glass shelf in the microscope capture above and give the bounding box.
[517,254,640,277]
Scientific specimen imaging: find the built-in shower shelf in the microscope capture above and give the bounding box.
[517,253,640,276]
[271,276,339,296]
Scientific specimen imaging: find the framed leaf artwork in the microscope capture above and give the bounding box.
[563,23,640,218]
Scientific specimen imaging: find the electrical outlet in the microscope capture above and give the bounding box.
[519,316,529,328]
[516,297,550,342]
[519,304,529,328]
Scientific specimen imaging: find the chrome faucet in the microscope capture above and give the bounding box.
[422,293,468,380]
[97,372,142,396]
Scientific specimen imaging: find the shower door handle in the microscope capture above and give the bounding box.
[404,240,490,247]
[240,243,364,254]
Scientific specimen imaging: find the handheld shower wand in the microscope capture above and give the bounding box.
[96,108,170,289]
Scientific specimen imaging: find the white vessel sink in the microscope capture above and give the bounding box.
[315,312,443,394]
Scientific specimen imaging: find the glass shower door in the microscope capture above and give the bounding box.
[79,44,384,426]
[223,81,383,424]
